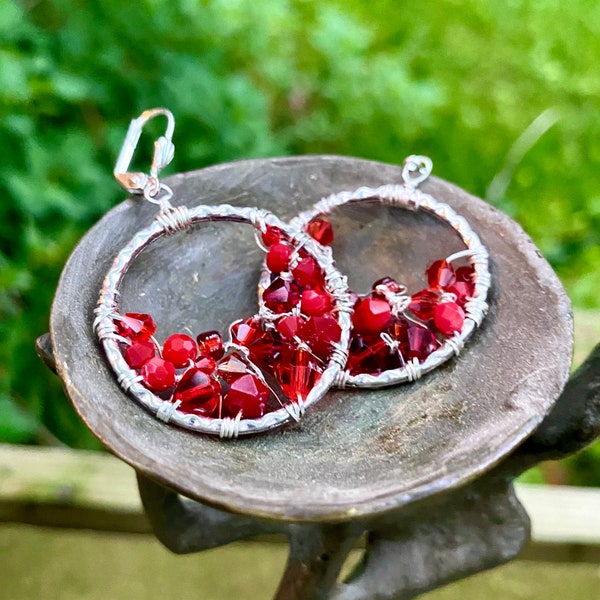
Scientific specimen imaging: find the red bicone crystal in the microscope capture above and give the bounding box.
[352,297,392,335]
[195,356,217,373]
[292,257,321,287]
[455,265,475,284]
[346,335,400,375]
[263,277,301,313]
[276,314,306,339]
[302,315,341,360]
[231,318,277,366]
[306,217,334,246]
[124,341,155,369]
[276,348,322,402]
[116,313,156,342]
[426,260,456,289]
[223,373,269,419]
[434,302,465,335]
[196,330,225,360]
[372,276,402,294]
[141,357,176,392]
[163,333,197,368]
[403,322,440,360]
[266,242,293,273]
[300,288,332,317]
[261,226,281,247]
[217,354,249,383]
[408,289,439,321]
[174,368,221,416]
[447,281,473,307]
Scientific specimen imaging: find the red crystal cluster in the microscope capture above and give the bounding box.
[112,226,341,421]
[304,216,475,377]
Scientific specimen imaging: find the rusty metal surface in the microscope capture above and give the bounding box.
[50,156,573,522]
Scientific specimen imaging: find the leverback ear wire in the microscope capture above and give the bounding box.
[113,107,176,210]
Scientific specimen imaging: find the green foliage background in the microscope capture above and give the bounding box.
[1,0,599,479]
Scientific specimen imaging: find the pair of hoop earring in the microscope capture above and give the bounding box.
[94,109,490,439]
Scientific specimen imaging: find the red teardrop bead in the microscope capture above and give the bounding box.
[263,277,301,313]
[352,297,392,335]
[222,373,269,419]
[300,288,332,317]
[434,302,465,335]
[141,357,176,392]
[196,330,225,360]
[291,256,321,288]
[306,217,334,245]
[266,242,293,273]
[408,289,439,321]
[426,259,456,289]
[276,348,322,402]
[116,313,156,342]
[163,333,198,368]
[124,341,156,369]
[175,368,221,417]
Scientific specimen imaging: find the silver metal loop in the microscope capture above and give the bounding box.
[401,155,433,188]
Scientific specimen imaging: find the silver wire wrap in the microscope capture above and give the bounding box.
[95,204,353,437]
[281,156,491,389]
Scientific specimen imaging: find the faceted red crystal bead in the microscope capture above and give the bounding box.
[291,256,321,287]
[276,348,322,402]
[300,288,332,317]
[276,314,306,339]
[372,276,402,294]
[346,335,400,375]
[174,368,221,417]
[196,330,225,360]
[217,354,249,383]
[261,225,281,247]
[434,302,465,335]
[266,242,293,273]
[352,297,392,335]
[455,265,475,284]
[306,217,334,246]
[230,318,276,367]
[426,259,456,289]
[222,373,269,419]
[403,323,440,360]
[141,357,176,392]
[408,289,439,321]
[124,341,155,369]
[302,315,341,359]
[447,281,473,307]
[163,333,197,368]
[195,356,217,373]
[116,313,156,342]
[263,277,301,313]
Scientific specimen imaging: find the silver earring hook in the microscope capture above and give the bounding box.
[113,108,175,203]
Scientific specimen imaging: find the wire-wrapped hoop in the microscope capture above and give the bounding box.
[281,156,491,389]
[95,204,353,437]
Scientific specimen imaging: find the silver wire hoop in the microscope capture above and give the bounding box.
[267,155,491,389]
[94,204,353,438]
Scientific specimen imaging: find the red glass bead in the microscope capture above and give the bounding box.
[455,265,475,284]
[276,348,322,402]
[434,302,465,335]
[276,315,306,339]
[196,330,225,360]
[408,289,439,321]
[372,276,402,294]
[263,277,301,313]
[346,335,400,375]
[217,354,249,383]
[426,259,456,289]
[447,281,473,307]
[230,318,276,367]
[116,313,156,342]
[223,373,269,419]
[352,297,392,335]
[266,242,293,273]
[291,256,321,287]
[124,341,155,369]
[141,357,176,392]
[300,288,332,317]
[302,315,341,359]
[175,368,221,416]
[261,226,281,247]
[306,217,334,246]
[403,323,439,360]
[163,333,197,368]
[195,356,217,373]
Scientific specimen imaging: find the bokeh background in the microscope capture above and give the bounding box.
[1,0,599,482]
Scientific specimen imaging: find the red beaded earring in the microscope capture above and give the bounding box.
[268,156,491,388]
[95,109,353,438]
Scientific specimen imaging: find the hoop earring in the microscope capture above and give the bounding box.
[268,155,490,389]
[94,109,353,438]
